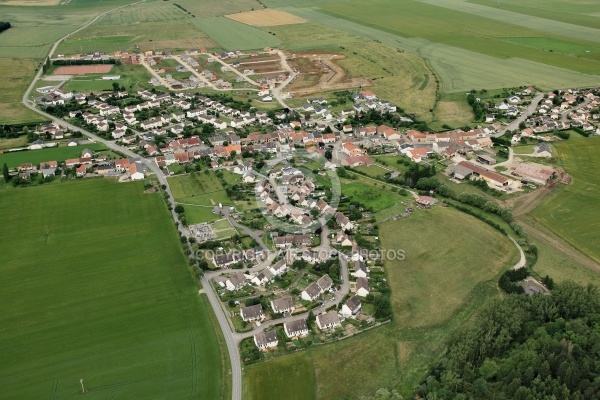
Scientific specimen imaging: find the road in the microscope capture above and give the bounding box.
[496,92,544,137]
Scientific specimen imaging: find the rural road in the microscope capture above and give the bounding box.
[496,92,544,137]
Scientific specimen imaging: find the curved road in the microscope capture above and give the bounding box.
[20,2,243,400]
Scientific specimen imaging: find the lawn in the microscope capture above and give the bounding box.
[532,137,600,264]
[244,352,315,400]
[0,179,226,399]
[381,206,518,328]
[342,176,410,212]
[192,16,281,51]
[353,164,389,178]
[169,172,232,223]
[0,143,108,169]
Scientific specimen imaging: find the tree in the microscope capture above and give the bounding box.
[112,82,120,92]
[174,204,185,214]
[2,163,9,182]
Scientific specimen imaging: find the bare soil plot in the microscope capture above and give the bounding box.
[53,65,114,75]
[226,9,307,27]
[287,52,372,96]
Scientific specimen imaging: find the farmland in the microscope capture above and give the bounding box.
[0,143,108,169]
[280,2,600,92]
[532,137,600,264]
[0,59,49,124]
[226,9,306,27]
[192,17,281,51]
[0,179,226,399]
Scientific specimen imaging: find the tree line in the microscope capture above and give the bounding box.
[0,22,11,33]
[422,282,600,399]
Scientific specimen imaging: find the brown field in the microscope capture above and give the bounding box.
[53,65,114,75]
[0,0,59,5]
[225,9,306,27]
[287,52,372,96]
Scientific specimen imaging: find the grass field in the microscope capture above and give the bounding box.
[192,16,281,51]
[244,352,315,400]
[382,206,517,327]
[0,59,49,124]
[61,63,155,92]
[342,178,410,212]
[0,143,108,169]
[0,179,226,399]
[226,9,306,27]
[282,3,600,92]
[532,137,600,264]
[169,172,231,223]
[174,0,261,18]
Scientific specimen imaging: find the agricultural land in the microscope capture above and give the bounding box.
[0,179,227,399]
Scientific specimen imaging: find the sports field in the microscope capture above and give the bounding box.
[54,65,114,75]
[0,179,226,399]
[532,137,600,264]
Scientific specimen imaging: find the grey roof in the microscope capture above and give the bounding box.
[536,142,552,153]
[345,295,361,312]
[356,277,370,293]
[271,259,286,272]
[271,296,294,313]
[317,274,333,291]
[285,319,308,335]
[256,268,274,282]
[303,281,322,299]
[228,271,246,288]
[317,311,340,327]
[354,261,367,274]
[241,304,263,320]
[254,330,278,347]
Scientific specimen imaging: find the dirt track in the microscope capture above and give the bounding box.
[287,52,372,96]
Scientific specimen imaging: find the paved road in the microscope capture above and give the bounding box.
[220,207,269,251]
[496,92,544,137]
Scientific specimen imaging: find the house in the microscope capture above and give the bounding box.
[341,295,361,318]
[251,268,274,286]
[253,331,278,350]
[129,162,145,181]
[75,165,87,177]
[335,212,354,231]
[355,277,370,297]
[225,271,247,291]
[316,311,342,330]
[284,318,309,338]
[41,167,56,178]
[352,261,368,278]
[335,231,353,247]
[534,142,552,158]
[269,259,288,276]
[240,304,265,322]
[215,253,242,268]
[28,140,45,150]
[416,196,437,207]
[302,274,333,301]
[271,296,295,314]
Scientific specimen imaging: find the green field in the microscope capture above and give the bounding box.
[60,63,155,92]
[342,177,410,212]
[174,0,260,18]
[0,179,226,399]
[281,1,600,91]
[244,352,315,400]
[192,17,281,51]
[0,59,49,124]
[169,172,231,223]
[532,137,600,264]
[0,143,108,169]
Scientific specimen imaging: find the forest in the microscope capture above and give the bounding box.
[422,282,600,399]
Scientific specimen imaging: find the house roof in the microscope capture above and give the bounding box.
[271,296,294,312]
[285,318,308,334]
[356,277,370,292]
[228,271,246,287]
[254,330,277,347]
[345,295,361,311]
[317,311,340,327]
[241,304,263,320]
[317,274,333,290]
[303,281,322,299]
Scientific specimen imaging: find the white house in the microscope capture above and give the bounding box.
[355,277,370,297]
[271,296,295,314]
[316,311,341,330]
[253,331,278,350]
[225,271,247,291]
[284,319,309,338]
[129,162,145,181]
[240,304,265,322]
[341,295,362,318]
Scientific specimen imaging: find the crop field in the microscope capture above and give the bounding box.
[226,9,306,27]
[193,17,281,51]
[470,0,600,30]
[0,179,226,399]
[244,352,315,400]
[282,4,600,92]
[532,137,600,264]
[174,0,261,18]
[0,143,107,169]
